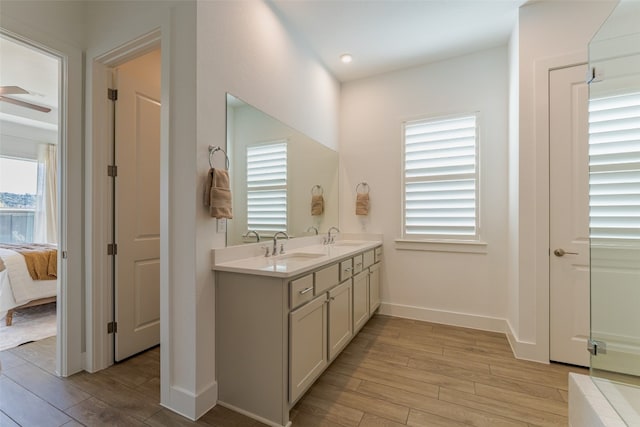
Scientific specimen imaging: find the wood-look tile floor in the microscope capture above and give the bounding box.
[0,315,586,426]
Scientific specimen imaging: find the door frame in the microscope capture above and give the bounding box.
[0,23,83,377]
[86,29,161,371]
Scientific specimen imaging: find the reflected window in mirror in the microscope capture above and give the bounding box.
[247,141,288,235]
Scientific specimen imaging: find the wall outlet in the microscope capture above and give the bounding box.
[217,218,227,233]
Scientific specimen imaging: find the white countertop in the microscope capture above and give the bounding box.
[211,235,382,278]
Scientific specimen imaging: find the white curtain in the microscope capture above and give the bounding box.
[34,144,58,244]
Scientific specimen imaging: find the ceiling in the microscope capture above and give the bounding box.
[0,35,60,145]
[270,0,527,82]
[0,0,526,138]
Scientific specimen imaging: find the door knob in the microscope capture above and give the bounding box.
[554,248,578,257]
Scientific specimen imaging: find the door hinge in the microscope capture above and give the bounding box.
[61,250,68,259]
[107,88,118,101]
[587,67,603,84]
[107,243,118,255]
[107,165,118,177]
[107,321,118,334]
[588,339,607,356]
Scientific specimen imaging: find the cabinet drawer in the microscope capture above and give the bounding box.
[315,263,340,294]
[290,274,314,309]
[375,246,383,263]
[353,254,364,274]
[363,250,375,268]
[339,259,353,281]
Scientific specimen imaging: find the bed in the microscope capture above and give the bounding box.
[0,243,58,326]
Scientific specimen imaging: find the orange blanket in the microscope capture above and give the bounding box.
[0,243,57,280]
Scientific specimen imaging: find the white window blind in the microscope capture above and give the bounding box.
[589,92,640,241]
[403,114,479,239]
[247,141,287,234]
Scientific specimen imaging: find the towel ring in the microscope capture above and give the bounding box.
[356,182,370,194]
[311,185,324,196]
[209,145,230,170]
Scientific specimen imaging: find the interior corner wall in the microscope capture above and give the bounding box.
[196,0,340,419]
[340,46,509,332]
[507,22,520,340]
[509,0,617,362]
[83,0,202,419]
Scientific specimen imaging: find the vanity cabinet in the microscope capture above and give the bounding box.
[215,243,382,427]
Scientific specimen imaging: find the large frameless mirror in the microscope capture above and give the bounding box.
[225,94,339,246]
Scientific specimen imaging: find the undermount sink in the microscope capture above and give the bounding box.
[331,241,366,247]
[275,252,325,262]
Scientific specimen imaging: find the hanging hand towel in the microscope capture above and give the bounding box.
[311,194,324,216]
[356,192,369,216]
[204,168,233,219]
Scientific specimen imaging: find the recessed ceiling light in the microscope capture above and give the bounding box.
[340,53,353,64]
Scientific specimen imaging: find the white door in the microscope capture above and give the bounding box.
[114,48,161,361]
[549,64,590,367]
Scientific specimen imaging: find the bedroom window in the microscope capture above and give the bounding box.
[246,141,287,235]
[0,156,38,243]
[401,113,479,241]
[589,91,640,242]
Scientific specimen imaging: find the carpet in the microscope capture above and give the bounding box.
[0,302,57,351]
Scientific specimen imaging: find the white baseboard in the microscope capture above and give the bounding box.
[505,320,547,363]
[161,380,218,421]
[378,302,507,334]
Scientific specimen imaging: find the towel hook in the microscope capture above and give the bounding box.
[311,185,324,196]
[208,145,230,170]
[356,182,370,194]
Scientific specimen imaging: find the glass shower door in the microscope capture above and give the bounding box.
[589,0,640,424]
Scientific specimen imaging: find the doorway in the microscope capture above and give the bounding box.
[549,63,590,367]
[111,48,161,362]
[0,33,63,370]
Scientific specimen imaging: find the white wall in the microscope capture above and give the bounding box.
[196,0,340,419]
[508,0,616,362]
[340,47,509,331]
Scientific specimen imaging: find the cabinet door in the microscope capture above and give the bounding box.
[289,294,327,403]
[353,271,369,333]
[369,263,381,313]
[328,280,353,361]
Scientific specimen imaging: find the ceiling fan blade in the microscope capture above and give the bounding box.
[0,86,29,95]
[0,95,52,113]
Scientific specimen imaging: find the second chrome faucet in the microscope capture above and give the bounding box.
[326,226,340,245]
[272,231,289,256]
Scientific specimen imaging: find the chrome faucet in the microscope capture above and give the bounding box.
[306,226,319,235]
[326,226,340,244]
[243,230,260,242]
[273,231,289,255]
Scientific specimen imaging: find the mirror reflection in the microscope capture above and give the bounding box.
[226,94,339,246]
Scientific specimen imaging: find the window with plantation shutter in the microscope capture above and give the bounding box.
[246,141,287,234]
[589,92,640,242]
[402,114,479,240]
